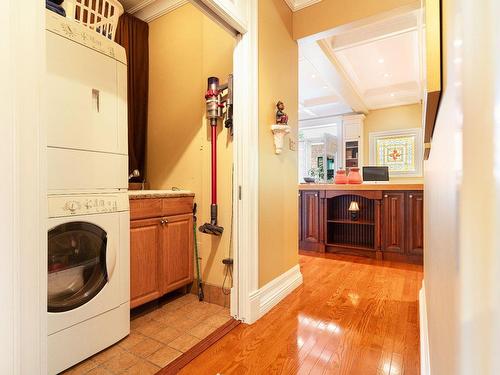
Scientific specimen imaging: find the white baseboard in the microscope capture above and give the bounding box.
[247,264,303,324]
[420,282,431,375]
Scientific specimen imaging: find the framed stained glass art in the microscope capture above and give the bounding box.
[369,129,423,177]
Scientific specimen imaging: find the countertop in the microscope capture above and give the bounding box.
[298,182,424,191]
[128,190,195,199]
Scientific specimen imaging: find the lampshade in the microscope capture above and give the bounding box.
[348,201,360,212]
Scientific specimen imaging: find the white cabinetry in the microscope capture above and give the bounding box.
[342,114,365,171]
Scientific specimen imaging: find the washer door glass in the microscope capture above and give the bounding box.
[48,222,108,313]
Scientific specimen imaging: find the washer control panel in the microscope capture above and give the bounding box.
[49,193,129,218]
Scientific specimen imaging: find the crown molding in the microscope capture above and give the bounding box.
[129,0,188,23]
[284,0,322,12]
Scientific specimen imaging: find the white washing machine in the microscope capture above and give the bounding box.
[47,192,130,374]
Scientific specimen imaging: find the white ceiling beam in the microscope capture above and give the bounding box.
[330,11,419,51]
[315,39,369,114]
[303,95,339,107]
[283,0,322,12]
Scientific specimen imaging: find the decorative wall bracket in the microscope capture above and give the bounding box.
[271,124,291,154]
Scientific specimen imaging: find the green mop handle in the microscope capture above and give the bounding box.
[193,204,204,301]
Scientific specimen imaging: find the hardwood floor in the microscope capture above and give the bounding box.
[177,252,423,375]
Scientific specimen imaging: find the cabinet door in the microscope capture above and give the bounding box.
[162,214,194,293]
[407,192,424,255]
[299,191,322,251]
[382,192,405,253]
[130,218,163,308]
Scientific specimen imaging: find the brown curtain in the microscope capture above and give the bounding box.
[115,13,149,181]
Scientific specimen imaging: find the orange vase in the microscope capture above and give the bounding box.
[334,169,348,184]
[348,167,363,184]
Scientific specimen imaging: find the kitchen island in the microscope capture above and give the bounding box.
[298,183,424,264]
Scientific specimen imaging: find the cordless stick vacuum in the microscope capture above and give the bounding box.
[199,76,233,236]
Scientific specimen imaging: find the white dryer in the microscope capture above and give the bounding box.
[45,11,128,194]
[47,192,130,374]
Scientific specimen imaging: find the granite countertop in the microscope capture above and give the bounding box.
[298,182,424,191]
[128,190,195,199]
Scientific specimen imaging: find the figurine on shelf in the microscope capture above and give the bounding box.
[276,101,289,125]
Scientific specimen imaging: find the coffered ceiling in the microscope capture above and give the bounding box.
[299,7,423,120]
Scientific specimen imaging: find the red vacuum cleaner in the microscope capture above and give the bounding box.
[199,76,233,236]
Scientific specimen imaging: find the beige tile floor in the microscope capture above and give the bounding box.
[61,294,231,375]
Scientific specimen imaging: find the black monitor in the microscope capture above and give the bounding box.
[362,166,389,182]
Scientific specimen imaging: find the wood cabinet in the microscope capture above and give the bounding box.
[130,218,162,308]
[299,190,324,252]
[298,187,423,264]
[161,213,194,293]
[381,191,424,261]
[129,196,194,309]
[406,192,424,256]
[381,192,406,254]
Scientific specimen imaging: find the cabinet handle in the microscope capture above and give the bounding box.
[160,218,168,225]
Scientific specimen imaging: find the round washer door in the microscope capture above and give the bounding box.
[48,222,108,313]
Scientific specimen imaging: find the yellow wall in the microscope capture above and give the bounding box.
[363,103,423,182]
[258,0,299,287]
[292,0,419,40]
[147,4,235,287]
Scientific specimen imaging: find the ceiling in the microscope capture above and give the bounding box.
[118,0,143,11]
[299,8,423,121]
[120,0,323,15]
[298,57,352,120]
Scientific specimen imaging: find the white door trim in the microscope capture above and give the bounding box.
[419,282,431,375]
[231,0,259,324]
[1,0,47,374]
[249,264,303,321]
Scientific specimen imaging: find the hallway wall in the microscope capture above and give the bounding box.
[258,0,299,287]
[147,4,235,289]
[423,0,460,370]
[425,0,500,374]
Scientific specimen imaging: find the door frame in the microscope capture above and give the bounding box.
[1,0,47,374]
[193,0,260,324]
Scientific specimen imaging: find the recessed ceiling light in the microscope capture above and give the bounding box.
[323,85,328,89]
[378,58,385,64]
[311,74,316,79]
[384,73,390,78]
[390,93,395,97]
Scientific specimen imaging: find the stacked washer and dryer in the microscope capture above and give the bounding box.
[46,11,130,374]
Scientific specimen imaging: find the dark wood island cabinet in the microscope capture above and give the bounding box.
[299,183,424,264]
